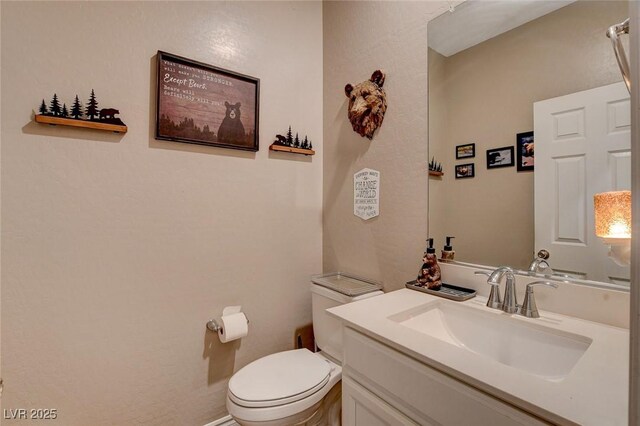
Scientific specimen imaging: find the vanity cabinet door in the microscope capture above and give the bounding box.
[343,377,421,426]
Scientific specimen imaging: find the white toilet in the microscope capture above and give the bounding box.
[226,274,383,425]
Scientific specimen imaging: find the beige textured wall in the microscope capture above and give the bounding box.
[429,0,628,270]
[323,1,449,291]
[1,2,322,424]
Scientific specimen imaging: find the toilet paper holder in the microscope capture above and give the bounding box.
[206,319,222,332]
[206,315,249,333]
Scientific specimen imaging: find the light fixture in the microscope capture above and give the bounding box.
[594,190,631,266]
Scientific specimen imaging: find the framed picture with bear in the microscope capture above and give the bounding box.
[155,51,260,151]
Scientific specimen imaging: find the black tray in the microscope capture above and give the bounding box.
[405,280,476,301]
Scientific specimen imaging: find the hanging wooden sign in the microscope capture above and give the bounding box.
[354,168,380,220]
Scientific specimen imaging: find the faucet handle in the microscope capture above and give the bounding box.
[519,281,558,318]
[475,271,502,309]
[527,281,558,290]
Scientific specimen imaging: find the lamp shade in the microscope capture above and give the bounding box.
[594,190,631,239]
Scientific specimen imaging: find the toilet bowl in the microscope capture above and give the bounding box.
[226,273,382,425]
[227,350,342,426]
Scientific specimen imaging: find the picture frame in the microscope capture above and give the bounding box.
[516,131,534,171]
[456,143,475,159]
[455,163,475,179]
[486,146,515,169]
[156,51,260,152]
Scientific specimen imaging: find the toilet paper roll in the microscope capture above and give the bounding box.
[218,311,249,343]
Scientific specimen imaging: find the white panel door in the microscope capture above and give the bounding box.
[534,82,630,283]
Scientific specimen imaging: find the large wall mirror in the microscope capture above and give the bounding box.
[428,0,630,289]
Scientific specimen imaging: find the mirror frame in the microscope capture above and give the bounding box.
[628,1,639,421]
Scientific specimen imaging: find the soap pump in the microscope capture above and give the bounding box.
[425,238,435,255]
[441,236,455,261]
[417,238,442,290]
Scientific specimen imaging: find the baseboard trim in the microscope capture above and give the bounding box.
[203,414,238,426]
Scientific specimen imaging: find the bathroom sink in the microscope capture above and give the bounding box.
[388,301,592,381]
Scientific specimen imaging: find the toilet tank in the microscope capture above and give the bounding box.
[311,273,383,363]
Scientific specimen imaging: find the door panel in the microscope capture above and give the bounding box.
[535,82,630,283]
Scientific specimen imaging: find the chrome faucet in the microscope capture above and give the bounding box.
[489,266,518,313]
[476,267,559,318]
[528,249,553,275]
[475,266,517,313]
[528,258,553,275]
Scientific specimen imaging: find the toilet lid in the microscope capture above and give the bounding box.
[228,349,332,408]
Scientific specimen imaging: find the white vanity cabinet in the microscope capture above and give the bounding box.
[341,327,549,426]
[330,289,628,425]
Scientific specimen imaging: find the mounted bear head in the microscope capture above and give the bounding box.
[344,70,387,140]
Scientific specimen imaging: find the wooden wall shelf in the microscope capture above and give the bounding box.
[269,144,315,156]
[35,115,128,133]
[429,171,444,177]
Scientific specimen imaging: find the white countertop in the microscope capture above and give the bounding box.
[328,289,629,425]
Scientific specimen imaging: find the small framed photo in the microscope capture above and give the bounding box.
[516,131,534,171]
[486,146,514,169]
[455,163,475,179]
[456,143,475,159]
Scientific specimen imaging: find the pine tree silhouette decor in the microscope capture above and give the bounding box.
[71,95,83,119]
[85,89,99,120]
[34,89,127,133]
[270,126,315,156]
[428,156,444,176]
[39,99,48,115]
[286,126,293,146]
[50,94,61,116]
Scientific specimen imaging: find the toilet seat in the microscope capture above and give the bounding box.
[227,351,342,424]
[228,349,332,408]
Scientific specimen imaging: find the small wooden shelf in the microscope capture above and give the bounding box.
[270,144,315,156]
[35,115,128,133]
[429,171,444,177]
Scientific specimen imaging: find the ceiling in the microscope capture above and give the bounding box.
[428,0,578,57]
